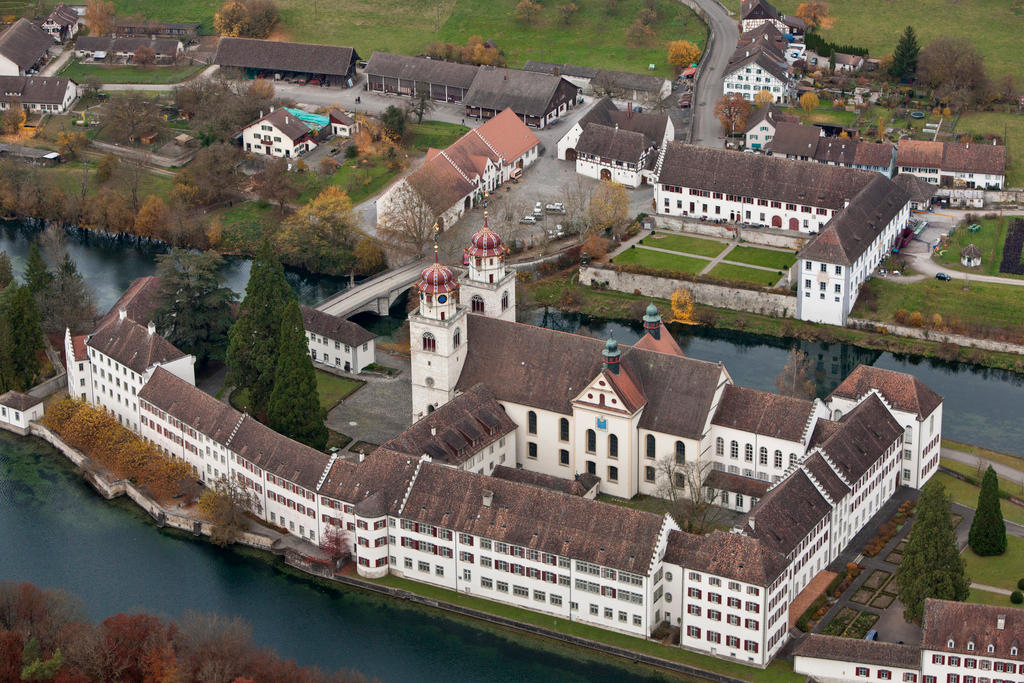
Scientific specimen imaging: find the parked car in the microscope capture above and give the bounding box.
[810,57,818,66]
[545,202,565,213]
[533,202,543,216]
[935,272,951,281]
[678,94,692,108]
[520,215,538,224]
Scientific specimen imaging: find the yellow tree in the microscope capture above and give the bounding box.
[667,41,701,72]
[514,0,542,24]
[753,89,774,107]
[800,91,820,115]
[85,0,115,36]
[278,186,362,275]
[713,93,752,136]
[587,180,629,232]
[670,288,695,324]
[795,1,834,29]
[134,195,170,240]
[213,0,249,36]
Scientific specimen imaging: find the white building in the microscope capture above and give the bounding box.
[766,121,897,177]
[743,103,797,150]
[0,19,53,76]
[0,391,44,434]
[896,139,1006,190]
[328,108,358,138]
[300,305,376,374]
[41,3,81,43]
[797,174,911,325]
[458,214,516,323]
[740,0,805,35]
[0,75,79,114]
[242,107,318,159]
[723,49,794,105]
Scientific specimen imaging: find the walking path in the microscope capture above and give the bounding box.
[941,446,1024,488]
[971,583,1011,596]
[41,47,73,77]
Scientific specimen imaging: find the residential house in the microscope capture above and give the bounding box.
[522,60,670,105]
[300,305,376,373]
[0,391,44,434]
[896,139,1006,190]
[832,52,864,73]
[794,634,922,681]
[214,37,360,86]
[743,103,797,150]
[0,75,79,113]
[893,172,937,210]
[723,47,794,104]
[463,66,579,128]
[41,3,81,43]
[766,120,896,177]
[75,36,183,62]
[740,0,805,35]
[364,52,479,103]
[327,108,358,138]
[241,107,318,158]
[0,19,53,76]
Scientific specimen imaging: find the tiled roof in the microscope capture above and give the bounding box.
[576,97,668,145]
[816,394,902,485]
[97,275,164,328]
[522,61,668,93]
[576,123,650,164]
[214,37,359,77]
[741,0,780,21]
[317,447,420,513]
[665,529,787,586]
[746,469,832,557]
[921,599,1024,661]
[833,52,864,67]
[0,390,43,411]
[0,19,52,71]
[139,367,243,446]
[764,120,821,157]
[893,173,938,203]
[794,634,920,669]
[456,315,724,440]
[896,139,943,169]
[45,4,80,28]
[632,326,685,356]
[464,66,576,117]
[70,334,87,362]
[87,315,186,374]
[0,75,75,105]
[801,451,850,503]
[364,52,479,89]
[383,383,516,467]
[300,306,375,347]
[941,141,1005,176]
[76,35,181,56]
[705,470,771,498]
[404,152,476,215]
[492,465,600,496]
[744,102,797,133]
[829,365,943,419]
[401,462,667,574]
[711,384,813,442]
[725,47,789,84]
[961,243,982,258]
[247,107,312,143]
[229,415,331,490]
[852,140,896,168]
[328,108,354,126]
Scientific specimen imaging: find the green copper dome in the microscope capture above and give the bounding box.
[602,335,620,359]
[643,303,661,324]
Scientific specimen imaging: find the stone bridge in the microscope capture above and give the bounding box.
[316,259,427,318]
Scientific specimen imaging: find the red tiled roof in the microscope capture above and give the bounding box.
[97,275,164,329]
[829,364,943,418]
[632,325,685,356]
[70,334,87,362]
[712,384,813,442]
[922,599,1024,661]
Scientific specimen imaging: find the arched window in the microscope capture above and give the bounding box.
[453,328,461,348]
[904,426,913,444]
[773,450,782,468]
[744,444,753,462]
[609,434,618,458]
[730,441,739,459]
[501,290,509,311]
[559,417,569,442]
[832,409,843,420]
[759,446,767,465]
[471,295,485,313]
[715,437,724,456]
[527,410,537,435]
[586,429,596,453]
[646,434,656,459]
[675,441,685,465]
[422,332,436,352]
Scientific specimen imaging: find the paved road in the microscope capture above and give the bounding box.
[317,259,426,316]
[689,0,738,148]
[41,47,73,77]
[900,212,1024,287]
[942,446,1024,488]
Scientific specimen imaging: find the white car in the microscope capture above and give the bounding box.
[545,202,565,213]
[520,215,538,224]
[533,202,543,216]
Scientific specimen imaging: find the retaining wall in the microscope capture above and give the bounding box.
[651,216,807,250]
[847,318,1024,356]
[28,372,67,399]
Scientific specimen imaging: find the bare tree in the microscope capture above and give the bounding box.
[918,37,990,107]
[656,455,727,534]
[377,182,438,258]
[105,95,161,144]
[561,175,592,231]
[775,347,815,399]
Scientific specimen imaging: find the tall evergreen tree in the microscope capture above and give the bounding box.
[897,480,970,623]
[0,250,12,290]
[0,313,16,392]
[41,253,97,334]
[23,242,52,294]
[890,26,920,80]
[225,240,293,417]
[154,249,237,368]
[1,285,46,390]
[266,300,327,450]
[968,466,1007,556]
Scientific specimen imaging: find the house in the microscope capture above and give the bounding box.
[764,120,822,160]
[743,103,797,150]
[0,18,53,76]
[556,97,672,187]
[241,107,318,158]
[766,120,896,176]
[364,52,479,103]
[41,3,81,43]
[723,47,794,104]
[376,107,540,230]
[214,37,360,86]
[960,243,982,268]
[75,36,183,62]
[0,75,79,113]
[0,391,44,435]
[327,108,358,138]
[522,60,671,105]
[299,305,376,373]
[832,52,864,72]
[113,20,201,42]
[797,175,910,326]
[892,172,937,210]
[736,23,788,59]
[740,0,805,35]
[896,139,1006,190]
[463,66,579,129]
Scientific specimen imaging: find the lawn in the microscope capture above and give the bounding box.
[316,372,363,410]
[932,217,1021,279]
[772,0,1021,79]
[708,262,781,287]
[932,472,1024,528]
[216,200,279,252]
[38,161,175,201]
[409,121,469,152]
[611,246,709,274]
[962,535,1024,592]
[968,588,1024,610]
[724,245,796,270]
[60,60,205,85]
[112,0,705,76]
[297,155,402,204]
[940,458,1024,499]
[640,232,727,258]
[943,439,1024,475]
[954,112,1024,189]
[370,574,802,682]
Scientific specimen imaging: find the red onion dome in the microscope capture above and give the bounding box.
[417,261,459,295]
[466,214,506,259]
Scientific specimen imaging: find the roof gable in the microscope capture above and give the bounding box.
[0,19,53,70]
[829,364,943,418]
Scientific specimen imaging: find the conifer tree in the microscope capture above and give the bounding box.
[23,242,52,294]
[897,480,970,623]
[890,26,920,80]
[225,240,293,416]
[266,300,327,450]
[1,285,46,390]
[968,466,1006,556]
[0,250,12,290]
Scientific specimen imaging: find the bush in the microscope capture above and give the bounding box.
[345,144,358,159]
[894,308,909,324]
[908,312,924,327]
[1012,591,1023,604]
[1019,577,1024,591]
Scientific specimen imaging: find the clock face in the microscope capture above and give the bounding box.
[438,294,448,304]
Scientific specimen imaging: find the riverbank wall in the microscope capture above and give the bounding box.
[848,318,1024,357]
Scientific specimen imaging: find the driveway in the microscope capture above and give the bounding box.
[688,0,739,148]
[900,211,1024,287]
[325,353,411,447]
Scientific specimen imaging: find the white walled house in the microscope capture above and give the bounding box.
[740,0,805,35]
[743,104,797,150]
[328,108,358,138]
[794,635,921,682]
[897,139,1006,190]
[0,391,44,434]
[300,305,376,374]
[724,50,794,105]
[41,3,81,42]
[0,19,53,76]
[242,107,317,159]
[0,75,79,113]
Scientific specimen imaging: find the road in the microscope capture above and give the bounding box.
[941,446,1024,488]
[688,0,738,148]
[317,259,426,316]
[900,211,1024,287]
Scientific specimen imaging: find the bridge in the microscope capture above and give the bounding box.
[316,259,427,318]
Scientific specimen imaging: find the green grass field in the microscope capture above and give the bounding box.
[297,155,401,204]
[217,200,278,252]
[962,535,1024,592]
[968,587,1024,609]
[408,121,470,152]
[932,472,1024,528]
[315,372,363,409]
[932,217,1021,279]
[708,262,781,287]
[60,60,205,85]
[111,0,704,76]
[640,232,727,257]
[725,245,796,270]
[36,161,176,201]
[954,112,1024,188]
[611,247,709,274]
[941,458,1024,502]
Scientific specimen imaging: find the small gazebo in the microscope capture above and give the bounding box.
[960,244,982,268]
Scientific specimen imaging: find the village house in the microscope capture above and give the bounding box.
[41,3,81,43]
[896,139,1006,190]
[327,108,358,138]
[522,60,671,105]
[740,0,805,35]
[723,47,794,105]
[241,107,318,158]
[214,37,360,86]
[893,172,938,210]
[363,52,480,103]
[0,391,44,435]
[766,121,897,177]
[75,36,183,63]
[832,52,865,73]
[0,18,53,76]
[0,75,78,113]
[113,20,201,42]
[300,305,376,374]
[743,103,798,150]
[464,66,579,128]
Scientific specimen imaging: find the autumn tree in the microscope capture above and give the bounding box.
[251,157,297,214]
[133,44,156,66]
[656,455,725,533]
[918,37,989,107]
[0,107,25,135]
[753,89,774,107]
[775,347,815,399]
[56,130,87,159]
[713,93,752,135]
[669,288,695,324]
[86,0,115,35]
[213,0,250,36]
[105,95,161,144]
[199,476,261,546]
[266,299,328,450]
[627,16,655,44]
[278,186,362,275]
[795,0,834,29]
[667,40,701,72]
[134,194,171,239]
[557,2,579,24]
[96,153,118,184]
[354,237,386,275]
[514,0,542,24]
[890,25,920,80]
[377,182,438,258]
[587,180,629,232]
[244,0,279,37]
[799,91,819,114]
[183,143,241,205]
[319,525,351,564]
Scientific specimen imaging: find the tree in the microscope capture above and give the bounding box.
[22,243,52,294]
[656,455,725,533]
[213,0,250,36]
[753,89,774,107]
[775,347,815,399]
[377,182,439,258]
[968,466,1007,556]
[57,130,87,159]
[251,157,297,214]
[198,477,260,546]
[185,143,241,205]
[587,180,629,232]
[408,82,434,124]
[795,0,834,29]
[1,285,45,390]
[0,251,11,290]
[890,25,920,80]
[918,37,989,107]
[0,106,25,135]
[277,186,362,275]
[380,105,406,139]
[154,250,237,368]
[85,0,115,35]
[669,288,695,324]
[667,40,701,72]
[800,91,820,114]
[354,237,386,275]
[134,195,171,240]
[319,525,351,565]
[42,253,97,335]
[96,153,119,183]
[226,241,293,417]
[514,0,542,23]
[105,96,161,144]
[626,16,655,44]
[133,45,156,66]
[897,479,970,623]
[713,93,752,136]
[244,0,279,37]
[266,300,328,449]
[557,2,579,24]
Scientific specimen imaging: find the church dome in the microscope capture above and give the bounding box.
[418,261,459,295]
[466,213,506,258]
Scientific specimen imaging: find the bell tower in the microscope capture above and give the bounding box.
[460,211,516,322]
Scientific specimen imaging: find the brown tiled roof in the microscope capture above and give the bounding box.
[70,334,87,362]
[456,315,724,440]
[0,75,75,105]
[492,465,600,496]
[214,37,359,77]
[896,139,943,169]
[659,142,875,210]
[300,306,374,347]
[961,243,982,259]
[632,326,685,356]
[0,19,52,71]
[893,173,937,203]
[711,384,813,442]
[401,462,667,574]
[741,0,780,21]
[576,98,668,145]
[852,140,895,168]
[0,390,42,411]
[226,416,331,490]
[522,61,668,94]
[403,153,476,215]
[364,52,479,90]
[247,107,312,143]
[463,107,540,163]
[383,383,516,467]
[705,470,770,498]
[318,447,420,513]
[464,66,576,117]
[941,141,1005,176]
[737,23,788,56]
[794,634,920,669]
[665,529,786,585]
[576,123,650,164]
[725,47,789,84]
[45,4,80,28]
[817,394,902,485]
[800,174,910,266]
[764,121,821,157]
[327,108,353,126]
[813,136,857,165]
[97,275,164,328]
[833,52,864,68]
[801,451,849,503]
[744,102,797,134]
[829,365,943,419]
[87,315,186,374]
[921,598,1024,661]
[76,36,181,55]
[746,469,831,557]
[139,367,242,446]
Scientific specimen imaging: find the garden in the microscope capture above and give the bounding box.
[60,60,206,85]
[640,232,727,258]
[933,216,1024,280]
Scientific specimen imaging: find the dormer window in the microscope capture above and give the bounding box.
[948,639,955,649]
[986,644,994,653]
[1012,646,1019,656]
[967,641,974,651]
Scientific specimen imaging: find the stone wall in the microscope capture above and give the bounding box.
[649,216,807,250]
[580,265,798,318]
[847,318,1024,356]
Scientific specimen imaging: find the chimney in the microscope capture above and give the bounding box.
[745,50,750,58]
[118,308,127,321]
[430,426,437,436]
[997,614,1006,630]
[147,321,155,336]
[482,490,493,507]
[965,142,969,149]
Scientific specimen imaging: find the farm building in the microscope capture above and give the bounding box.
[0,19,53,76]
[214,37,360,86]
[364,52,479,103]
[75,36,183,62]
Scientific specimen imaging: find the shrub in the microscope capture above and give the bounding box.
[1018,577,1024,591]
[1012,591,1023,604]
[345,144,358,159]
[894,308,909,324]
[908,311,924,327]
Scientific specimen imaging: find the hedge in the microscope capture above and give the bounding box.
[804,31,869,59]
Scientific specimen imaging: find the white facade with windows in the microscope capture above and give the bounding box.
[723,56,794,104]
[306,332,374,374]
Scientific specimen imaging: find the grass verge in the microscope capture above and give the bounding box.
[409,121,470,152]
[640,232,728,258]
[933,472,1024,527]
[940,458,1024,499]
[933,217,1021,280]
[708,262,781,287]
[962,535,1024,592]
[315,371,364,410]
[725,245,797,270]
[60,60,205,84]
[611,247,709,274]
[968,587,1024,609]
[943,439,1024,475]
